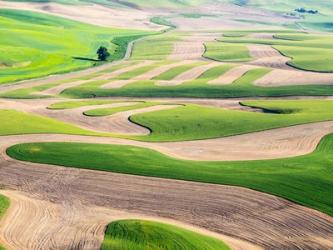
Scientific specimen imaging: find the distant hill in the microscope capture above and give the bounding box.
[232,0,333,14]
[3,0,333,31]
[10,0,333,12]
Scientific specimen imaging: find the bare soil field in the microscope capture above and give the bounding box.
[0,147,332,249]
[255,69,333,86]
[0,189,256,250]
[169,34,218,60]
[247,45,293,69]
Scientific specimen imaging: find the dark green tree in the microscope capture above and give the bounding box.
[97,46,110,61]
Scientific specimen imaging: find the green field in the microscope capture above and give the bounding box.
[8,131,333,216]
[130,100,333,141]
[0,194,9,250]
[131,35,178,60]
[0,109,104,136]
[101,220,230,250]
[5,99,333,142]
[61,67,333,99]
[0,195,9,220]
[0,9,149,84]
[204,42,252,62]
[220,32,333,72]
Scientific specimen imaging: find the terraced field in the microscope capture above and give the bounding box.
[1,1,333,250]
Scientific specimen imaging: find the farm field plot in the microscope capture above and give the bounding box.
[1,0,333,249]
[7,132,333,217]
[0,9,149,85]
[0,195,9,250]
[101,220,230,250]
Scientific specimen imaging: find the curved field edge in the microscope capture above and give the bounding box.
[4,100,333,142]
[61,68,333,99]
[129,100,333,141]
[101,219,230,250]
[220,33,333,73]
[0,9,152,85]
[7,135,333,217]
[0,110,112,137]
[0,194,9,250]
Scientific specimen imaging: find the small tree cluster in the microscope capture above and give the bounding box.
[295,8,318,14]
[97,46,110,61]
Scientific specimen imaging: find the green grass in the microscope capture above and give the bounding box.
[84,101,159,116]
[0,194,9,250]
[220,32,333,72]
[153,62,206,81]
[130,100,333,141]
[0,109,105,136]
[0,195,9,220]
[62,67,333,99]
[196,64,235,80]
[101,219,230,250]
[0,195,9,219]
[204,42,252,62]
[8,133,333,216]
[0,9,150,84]
[131,35,178,60]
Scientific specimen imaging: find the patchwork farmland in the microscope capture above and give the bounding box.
[0,0,333,249]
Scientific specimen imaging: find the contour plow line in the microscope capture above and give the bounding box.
[157,62,221,86]
[37,103,180,135]
[255,68,333,87]
[93,60,154,81]
[0,146,332,249]
[0,190,256,250]
[104,105,180,135]
[0,98,179,136]
[209,65,258,85]
[3,97,333,160]
[101,61,191,89]
[168,33,217,61]
[247,44,293,70]
[41,80,90,96]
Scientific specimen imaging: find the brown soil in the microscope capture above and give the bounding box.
[0,149,332,249]
[247,45,292,69]
[255,69,333,86]
[209,65,258,85]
